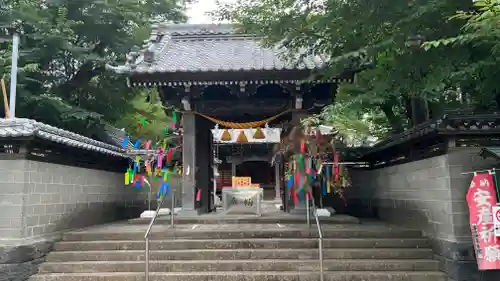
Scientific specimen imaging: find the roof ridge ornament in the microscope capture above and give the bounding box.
[143,45,155,64]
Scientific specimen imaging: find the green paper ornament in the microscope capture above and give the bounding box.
[297,154,304,170]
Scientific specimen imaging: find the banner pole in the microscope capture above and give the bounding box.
[492,170,500,203]
[9,34,19,119]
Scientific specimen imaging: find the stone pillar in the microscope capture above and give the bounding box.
[179,112,197,216]
[274,163,281,201]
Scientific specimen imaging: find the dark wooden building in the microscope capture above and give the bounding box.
[112,23,362,214]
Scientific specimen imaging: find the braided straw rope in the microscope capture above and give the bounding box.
[194,109,291,129]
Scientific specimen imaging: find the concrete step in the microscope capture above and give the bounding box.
[62,228,423,241]
[38,259,440,273]
[53,238,431,251]
[46,248,434,262]
[128,215,360,225]
[28,271,447,281]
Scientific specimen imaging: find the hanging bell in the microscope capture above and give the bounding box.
[221,129,232,141]
[236,130,248,143]
[253,127,265,139]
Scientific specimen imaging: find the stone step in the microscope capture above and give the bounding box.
[62,228,423,241]
[46,248,434,262]
[53,238,431,251]
[38,259,440,273]
[128,215,360,225]
[28,271,447,281]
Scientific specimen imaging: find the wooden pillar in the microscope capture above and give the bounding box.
[179,112,212,215]
[231,162,236,177]
[179,112,197,216]
[274,163,281,201]
[194,117,213,214]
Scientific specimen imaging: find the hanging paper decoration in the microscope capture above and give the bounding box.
[334,152,340,181]
[134,175,141,189]
[164,128,168,137]
[305,158,312,175]
[157,153,163,168]
[134,175,145,190]
[326,165,331,193]
[195,188,201,202]
[145,140,152,149]
[121,136,129,149]
[253,127,265,139]
[297,154,304,170]
[124,171,130,185]
[236,130,248,143]
[172,112,177,129]
[287,175,294,190]
[146,162,152,177]
[221,129,232,141]
[139,117,147,128]
[128,167,134,184]
[133,139,141,149]
[166,169,171,184]
[157,181,170,199]
[167,148,173,163]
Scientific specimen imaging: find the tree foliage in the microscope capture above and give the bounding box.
[0,0,186,137]
[114,90,174,141]
[423,0,500,111]
[216,0,497,141]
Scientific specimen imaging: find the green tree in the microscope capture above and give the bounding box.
[114,90,175,142]
[0,0,186,137]
[424,0,500,111]
[214,0,481,138]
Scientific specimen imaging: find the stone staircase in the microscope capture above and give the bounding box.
[29,216,446,281]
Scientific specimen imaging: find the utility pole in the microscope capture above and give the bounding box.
[9,33,19,119]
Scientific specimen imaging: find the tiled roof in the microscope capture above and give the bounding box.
[112,23,329,75]
[0,118,124,157]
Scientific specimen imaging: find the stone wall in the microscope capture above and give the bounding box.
[347,148,500,281]
[0,159,146,281]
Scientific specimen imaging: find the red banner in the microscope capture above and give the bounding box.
[466,173,500,270]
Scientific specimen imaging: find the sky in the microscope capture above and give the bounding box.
[186,0,235,24]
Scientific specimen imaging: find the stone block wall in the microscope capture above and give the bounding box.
[0,159,146,281]
[347,148,500,281]
[137,172,183,210]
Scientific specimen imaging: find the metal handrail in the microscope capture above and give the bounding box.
[313,207,324,281]
[144,191,171,281]
[307,196,324,281]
